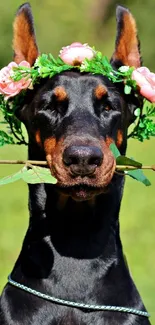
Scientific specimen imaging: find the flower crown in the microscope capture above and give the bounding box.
[0,42,155,146]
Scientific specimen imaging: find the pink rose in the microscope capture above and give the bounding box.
[132,67,155,102]
[59,42,95,66]
[0,61,32,100]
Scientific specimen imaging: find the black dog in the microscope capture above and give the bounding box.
[0,3,151,325]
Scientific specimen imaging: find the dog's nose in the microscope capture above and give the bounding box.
[63,145,103,176]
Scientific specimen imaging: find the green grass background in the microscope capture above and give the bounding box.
[0,0,155,323]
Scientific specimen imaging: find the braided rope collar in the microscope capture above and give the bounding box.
[8,275,150,318]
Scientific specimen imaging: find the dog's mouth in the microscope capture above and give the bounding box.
[56,183,107,201]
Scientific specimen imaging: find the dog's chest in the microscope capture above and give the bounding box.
[47,311,150,325]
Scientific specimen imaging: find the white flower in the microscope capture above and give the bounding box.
[119,66,130,73]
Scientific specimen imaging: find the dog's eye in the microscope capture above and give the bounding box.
[104,106,111,111]
[53,99,68,114]
[101,101,112,112]
[94,100,112,116]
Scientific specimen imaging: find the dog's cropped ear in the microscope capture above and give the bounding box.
[111,6,142,69]
[13,3,39,66]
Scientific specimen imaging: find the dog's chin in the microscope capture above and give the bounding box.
[56,184,107,201]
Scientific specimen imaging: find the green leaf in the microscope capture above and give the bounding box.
[116,156,142,168]
[139,122,144,128]
[134,108,141,117]
[146,104,155,116]
[0,169,25,185]
[0,130,14,147]
[0,93,27,145]
[110,143,120,158]
[21,166,57,184]
[125,169,151,186]
[124,84,132,94]
[0,166,57,186]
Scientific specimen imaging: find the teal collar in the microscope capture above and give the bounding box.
[8,275,150,318]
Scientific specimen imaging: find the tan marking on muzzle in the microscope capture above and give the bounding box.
[44,137,57,168]
[105,137,114,147]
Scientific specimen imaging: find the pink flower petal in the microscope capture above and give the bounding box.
[0,83,8,90]
[19,61,30,68]
[0,67,10,82]
[20,79,32,89]
[59,43,95,65]
[8,62,18,69]
[145,72,155,86]
[0,86,20,97]
[3,82,19,93]
[0,60,32,99]
[132,70,150,87]
[136,67,150,76]
[0,88,6,95]
[140,85,155,103]
[132,66,155,102]
[69,42,83,47]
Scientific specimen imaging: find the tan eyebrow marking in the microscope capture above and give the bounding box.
[54,86,68,101]
[94,84,107,100]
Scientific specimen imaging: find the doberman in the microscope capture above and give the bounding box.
[0,3,151,325]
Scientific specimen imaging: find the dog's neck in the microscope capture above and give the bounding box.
[28,177,123,259]
[14,142,125,272]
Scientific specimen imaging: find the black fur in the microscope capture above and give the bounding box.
[0,4,151,325]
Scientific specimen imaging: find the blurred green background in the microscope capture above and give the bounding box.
[0,0,155,323]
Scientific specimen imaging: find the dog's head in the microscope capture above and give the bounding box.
[13,3,142,201]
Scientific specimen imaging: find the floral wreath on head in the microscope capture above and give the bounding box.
[0,42,155,147]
